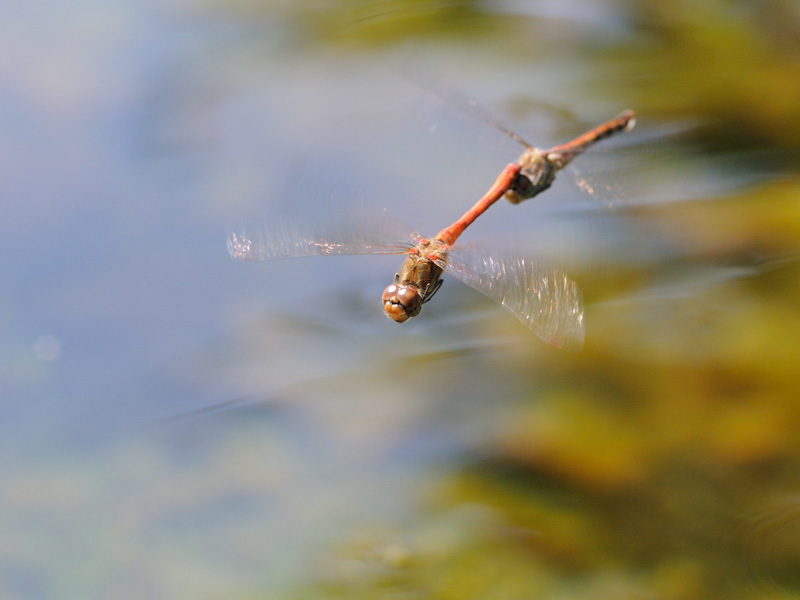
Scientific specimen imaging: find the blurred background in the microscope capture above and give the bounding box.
[3,0,800,598]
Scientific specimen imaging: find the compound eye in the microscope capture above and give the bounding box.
[382,283,422,322]
[397,286,420,310]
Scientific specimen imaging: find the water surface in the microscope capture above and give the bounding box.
[3,0,800,598]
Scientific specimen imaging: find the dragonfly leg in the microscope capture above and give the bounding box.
[422,277,443,303]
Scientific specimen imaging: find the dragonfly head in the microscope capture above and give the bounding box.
[382,282,422,323]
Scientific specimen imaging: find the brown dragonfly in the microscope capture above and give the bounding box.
[228,109,635,351]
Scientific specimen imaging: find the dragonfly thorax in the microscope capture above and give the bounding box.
[504,147,559,205]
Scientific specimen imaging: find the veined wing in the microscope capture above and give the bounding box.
[228,211,418,261]
[445,244,585,351]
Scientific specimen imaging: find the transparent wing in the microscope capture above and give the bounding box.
[549,117,707,211]
[227,210,418,261]
[446,244,585,351]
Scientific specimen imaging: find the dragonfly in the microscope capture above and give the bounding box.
[228,109,635,351]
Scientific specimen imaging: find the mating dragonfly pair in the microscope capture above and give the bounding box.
[228,104,635,351]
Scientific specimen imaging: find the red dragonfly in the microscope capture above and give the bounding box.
[228,109,635,351]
